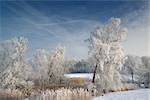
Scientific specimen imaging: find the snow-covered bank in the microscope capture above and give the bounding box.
[93,89,150,100]
[64,73,93,79]
[65,73,137,81]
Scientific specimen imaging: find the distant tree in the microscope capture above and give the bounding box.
[141,72,150,88]
[0,37,29,90]
[87,18,127,92]
[70,59,93,73]
[141,56,150,71]
[140,56,150,88]
[63,59,77,73]
[122,55,150,88]
[64,58,94,73]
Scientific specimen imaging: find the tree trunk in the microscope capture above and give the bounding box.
[59,79,62,84]
[147,72,150,88]
[92,64,98,83]
[131,71,134,83]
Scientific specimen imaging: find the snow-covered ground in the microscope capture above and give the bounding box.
[94,89,150,100]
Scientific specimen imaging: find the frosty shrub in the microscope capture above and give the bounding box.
[139,72,150,88]
[140,56,150,88]
[87,18,127,92]
[122,83,139,90]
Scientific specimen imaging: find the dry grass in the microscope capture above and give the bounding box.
[65,77,86,86]
[0,89,24,100]
[0,77,89,100]
[29,88,92,100]
[33,77,86,91]
[0,88,92,100]
[1,77,138,99]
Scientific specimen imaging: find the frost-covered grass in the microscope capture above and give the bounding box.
[93,89,150,100]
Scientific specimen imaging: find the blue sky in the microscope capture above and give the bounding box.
[0,1,149,59]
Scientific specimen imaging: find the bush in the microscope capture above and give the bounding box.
[122,83,139,90]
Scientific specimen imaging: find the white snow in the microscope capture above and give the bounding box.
[64,73,93,79]
[93,89,150,100]
[65,73,139,81]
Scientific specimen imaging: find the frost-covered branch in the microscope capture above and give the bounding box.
[87,18,127,92]
[0,37,30,90]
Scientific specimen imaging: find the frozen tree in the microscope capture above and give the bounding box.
[32,47,65,84]
[48,47,65,84]
[123,55,144,83]
[87,18,127,92]
[32,49,50,84]
[123,55,150,87]
[0,37,29,90]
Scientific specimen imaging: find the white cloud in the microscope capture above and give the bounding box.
[122,5,149,57]
[2,1,149,59]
